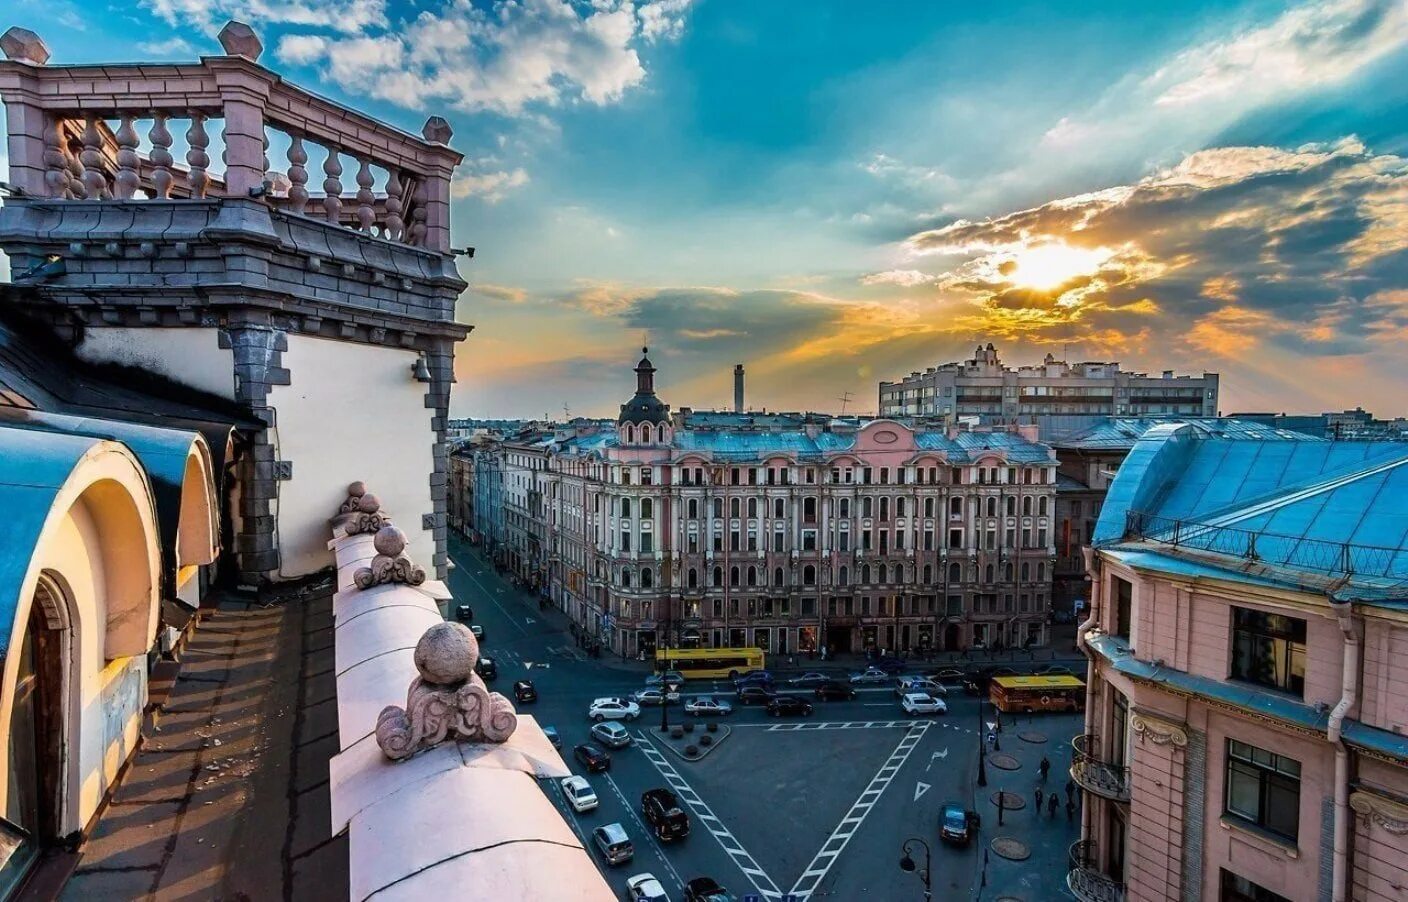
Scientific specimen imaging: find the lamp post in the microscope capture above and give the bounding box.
[898,837,932,902]
[977,694,988,787]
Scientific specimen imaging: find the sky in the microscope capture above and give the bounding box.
[8,0,1408,418]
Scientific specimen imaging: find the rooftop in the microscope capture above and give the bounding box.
[1053,417,1322,451]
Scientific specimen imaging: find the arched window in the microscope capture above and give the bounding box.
[641,424,653,444]
[986,497,997,517]
[641,568,654,589]
[950,497,962,516]
[839,498,850,518]
[892,564,903,583]
[1038,496,1049,516]
[922,564,932,583]
[896,498,906,518]
[879,497,890,521]
[713,497,724,518]
[625,424,636,443]
[1037,562,1045,581]
[862,497,873,518]
[839,566,850,586]
[688,568,698,588]
[773,567,784,586]
[688,498,698,519]
[1023,496,1033,516]
[948,563,961,583]
[774,498,785,518]
[1004,563,1013,581]
[1021,562,1030,581]
[1006,496,1016,516]
[924,497,934,518]
[747,566,757,587]
[861,564,872,584]
[748,498,758,518]
[641,498,653,519]
[621,569,632,588]
[803,565,816,585]
[731,498,741,518]
[730,566,740,586]
[984,564,994,583]
[712,566,723,587]
[621,497,631,518]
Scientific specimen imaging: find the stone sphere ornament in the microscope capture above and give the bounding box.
[414,622,477,685]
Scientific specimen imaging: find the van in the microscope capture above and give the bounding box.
[592,823,634,866]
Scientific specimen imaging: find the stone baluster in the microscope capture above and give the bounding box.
[113,114,140,199]
[79,115,108,200]
[322,147,343,224]
[408,177,427,246]
[64,140,85,199]
[355,158,375,232]
[383,168,404,241]
[148,114,174,199]
[286,135,309,214]
[43,116,70,199]
[186,114,211,199]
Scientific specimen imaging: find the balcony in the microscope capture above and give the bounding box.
[1067,840,1126,902]
[1070,734,1130,803]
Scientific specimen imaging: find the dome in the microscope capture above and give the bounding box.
[617,347,671,426]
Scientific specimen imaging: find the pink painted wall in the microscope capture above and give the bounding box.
[1359,620,1408,735]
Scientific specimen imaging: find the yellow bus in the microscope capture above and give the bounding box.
[656,647,765,680]
[989,675,1085,714]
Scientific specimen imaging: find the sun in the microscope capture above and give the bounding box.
[1004,243,1111,290]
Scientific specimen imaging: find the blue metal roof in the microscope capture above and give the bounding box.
[1094,423,1408,602]
[1055,417,1321,451]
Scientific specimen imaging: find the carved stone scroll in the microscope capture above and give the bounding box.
[1350,791,1408,836]
[353,526,426,589]
[1130,711,1188,748]
[376,622,517,760]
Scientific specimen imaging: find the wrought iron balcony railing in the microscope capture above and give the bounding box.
[1067,840,1126,902]
[1070,734,1130,803]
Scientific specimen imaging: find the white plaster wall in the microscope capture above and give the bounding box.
[269,335,436,577]
[76,328,236,400]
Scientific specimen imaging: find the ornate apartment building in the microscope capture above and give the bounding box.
[1071,424,1408,902]
[479,350,1059,658]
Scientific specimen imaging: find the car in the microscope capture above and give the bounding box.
[1035,664,1076,676]
[731,670,775,689]
[560,775,598,813]
[641,788,690,841]
[631,688,681,707]
[849,667,890,684]
[939,800,980,845]
[901,692,947,716]
[591,721,632,749]
[475,656,497,680]
[588,698,641,722]
[624,873,670,902]
[683,876,735,902]
[454,603,473,622]
[766,696,814,717]
[786,672,833,687]
[592,823,634,866]
[469,623,485,642]
[894,676,948,698]
[735,685,776,705]
[514,679,538,703]
[543,725,561,749]
[644,670,687,689]
[684,697,733,716]
[871,655,907,674]
[573,743,611,772]
[814,681,857,701]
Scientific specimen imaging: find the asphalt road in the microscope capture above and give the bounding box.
[445,533,1081,902]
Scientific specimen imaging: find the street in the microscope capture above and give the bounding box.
[446,534,1082,901]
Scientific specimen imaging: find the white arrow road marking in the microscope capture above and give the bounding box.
[914,781,931,802]
[925,749,949,772]
[986,721,997,732]
[525,616,536,624]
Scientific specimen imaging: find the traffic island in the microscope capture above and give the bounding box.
[654,720,731,762]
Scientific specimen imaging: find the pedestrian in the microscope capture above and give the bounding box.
[1039,756,1051,781]
[1035,787,1044,810]
[1048,793,1059,818]
[1065,779,1076,804]
[1066,799,1076,822]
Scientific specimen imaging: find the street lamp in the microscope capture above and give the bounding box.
[977,694,988,787]
[898,837,932,902]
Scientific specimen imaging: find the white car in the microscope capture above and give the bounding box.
[591,721,632,748]
[895,677,948,697]
[901,692,948,716]
[684,697,733,716]
[561,775,598,813]
[588,698,641,722]
[624,873,669,902]
[849,667,890,684]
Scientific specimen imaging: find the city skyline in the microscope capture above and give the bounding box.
[7,0,1407,419]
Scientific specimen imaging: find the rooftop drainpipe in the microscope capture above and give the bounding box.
[1326,598,1358,902]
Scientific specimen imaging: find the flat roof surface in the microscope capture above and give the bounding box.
[991,675,1085,689]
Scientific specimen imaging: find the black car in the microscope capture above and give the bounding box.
[814,681,856,701]
[641,788,690,842]
[513,679,537,703]
[683,876,734,902]
[573,743,611,772]
[939,800,980,845]
[454,603,473,622]
[735,686,776,705]
[766,696,814,717]
[870,655,907,674]
[475,656,497,680]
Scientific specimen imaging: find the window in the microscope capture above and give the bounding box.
[748,497,758,518]
[712,566,723,587]
[730,566,740,586]
[1231,608,1307,695]
[803,565,816,586]
[621,498,632,518]
[839,566,849,586]
[774,567,784,587]
[1113,577,1132,639]
[802,530,817,551]
[1219,870,1292,902]
[688,498,698,519]
[640,568,653,589]
[839,498,850,519]
[747,566,757,587]
[731,498,741,518]
[803,497,818,522]
[687,568,698,588]
[641,498,653,519]
[774,498,785,518]
[1224,739,1301,842]
[640,532,653,553]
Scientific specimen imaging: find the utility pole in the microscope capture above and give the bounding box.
[837,391,854,415]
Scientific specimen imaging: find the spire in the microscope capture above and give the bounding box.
[635,346,655,395]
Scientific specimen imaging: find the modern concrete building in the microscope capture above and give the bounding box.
[469,349,1060,658]
[878,343,1219,436]
[1072,424,1408,902]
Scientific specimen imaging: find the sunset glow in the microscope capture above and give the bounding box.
[1002,243,1112,291]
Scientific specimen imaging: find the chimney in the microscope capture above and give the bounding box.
[733,364,745,413]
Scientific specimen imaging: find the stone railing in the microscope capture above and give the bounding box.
[323,483,612,901]
[1067,839,1126,902]
[1070,733,1131,803]
[0,23,459,251]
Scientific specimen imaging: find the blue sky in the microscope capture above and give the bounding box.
[9,0,1408,418]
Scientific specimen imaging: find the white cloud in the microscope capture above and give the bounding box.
[142,0,387,34]
[638,0,694,42]
[137,36,195,57]
[860,269,938,287]
[451,166,530,202]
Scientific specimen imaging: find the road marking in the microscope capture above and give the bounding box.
[525,616,536,624]
[603,772,685,893]
[738,720,915,732]
[926,748,949,772]
[914,781,931,801]
[545,775,592,851]
[862,703,892,707]
[634,731,783,900]
[447,550,530,638]
[788,722,928,900]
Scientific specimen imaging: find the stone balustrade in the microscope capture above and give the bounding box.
[0,23,459,252]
